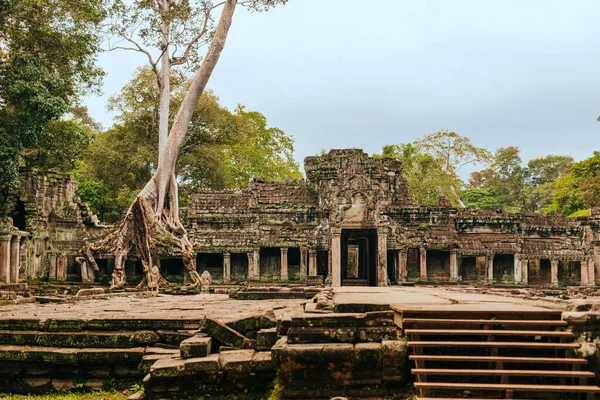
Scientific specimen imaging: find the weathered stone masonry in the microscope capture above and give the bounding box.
[2,150,600,287]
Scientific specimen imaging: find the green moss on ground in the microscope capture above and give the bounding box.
[0,390,131,400]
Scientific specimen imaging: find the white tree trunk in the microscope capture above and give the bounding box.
[157,2,171,159]
[154,0,237,216]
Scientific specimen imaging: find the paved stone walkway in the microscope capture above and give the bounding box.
[0,293,305,322]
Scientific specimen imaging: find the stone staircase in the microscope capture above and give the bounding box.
[400,309,600,400]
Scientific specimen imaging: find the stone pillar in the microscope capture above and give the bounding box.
[299,247,308,281]
[486,255,494,284]
[588,259,595,286]
[0,235,11,283]
[331,229,342,287]
[223,252,231,283]
[521,259,529,285]
[280,248,288,281]
[80,260,96,283]
[10,236,20,283]
[377,230,388,286]
[550,259,559,286]
[514,254,522,284]
[419,247,427,282]
[308,249,317,276]
[581,260,590,286]
[253,249,260,280]
[398,249,408,282]
[246,252,254,280]
[449,250,458,282]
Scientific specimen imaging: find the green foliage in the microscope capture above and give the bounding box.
[461,188,502,210]
[78,67,300,222]
[376,130,490,206]
[0,0,104,206]
[548,151,600,215]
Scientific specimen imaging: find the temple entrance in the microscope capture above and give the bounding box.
[341,229,377,286]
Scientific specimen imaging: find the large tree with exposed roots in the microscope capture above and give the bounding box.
[81,0,287,289]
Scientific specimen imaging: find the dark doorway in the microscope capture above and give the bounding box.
[341,229,377,286]
[197,253,223,280]
[493,254,515,283]
[12,200,27,231]
[558,260,580,286]
[317,250,328,278]
[387,250,396,284]
[427,250,450,281]
[231,253,248,281]
[260,247,281,280]
[461,256,477,281]
[288,248,301,280]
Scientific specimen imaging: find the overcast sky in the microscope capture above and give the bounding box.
[83,0,600,177]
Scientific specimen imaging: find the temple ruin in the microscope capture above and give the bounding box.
[1,149,599,288]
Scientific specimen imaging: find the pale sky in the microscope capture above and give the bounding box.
[83,0,600,176]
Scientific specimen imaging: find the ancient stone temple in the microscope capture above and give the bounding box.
[2,149,600,287]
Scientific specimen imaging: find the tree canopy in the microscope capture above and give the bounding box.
[0,0,104,208]
[77,67,300,222]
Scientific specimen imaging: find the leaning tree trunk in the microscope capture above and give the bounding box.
[81,0,237,290]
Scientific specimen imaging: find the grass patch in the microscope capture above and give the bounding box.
[0,390,131,400]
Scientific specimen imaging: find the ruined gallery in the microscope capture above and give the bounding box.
[1,148,597,288]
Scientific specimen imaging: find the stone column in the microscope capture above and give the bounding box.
[486,255,494,284]
[308,249,317,276]
[253,249,260,280]
[377,230,388,286]
[0,235,11,283]
[521,259,529,284]
[398,249,408,283]
[331,229,342,287]
[588,259,595,286]
[581,260,590,286]
[246,252,254,280]
[10,236,20,283]
[514,254,522,284]
[550,259,559,286]
[280,248,288,281]
[223,252,231,283]
[419,247,427,282]
[299,247,308,281]
[450,250,458,282]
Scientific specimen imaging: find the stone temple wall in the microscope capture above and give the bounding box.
[2,150,600,288]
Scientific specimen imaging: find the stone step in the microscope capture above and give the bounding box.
[409,355,588,365]
[405,329,574,337]
[0,330,160,348]
[414,382,600,393]
[0,317,205,332]
[402,318,568,328]
[0,345,145,365]
[412,368,595,378]
[408,341,580,349]
[399,309,564,321]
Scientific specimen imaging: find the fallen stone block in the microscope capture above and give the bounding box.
[75,288,105,297]
[219,349,254,374]
[180,335,212,358]
[133,330,161,346]
[184,353,219,375]
[287,326,357,344]
[200,317,254,349]
[251,351,274,372]
[0,291,17,300]
[150,357,185,378]
[381,339,407,382]
[156,330,194,345]
[256,328,278,351]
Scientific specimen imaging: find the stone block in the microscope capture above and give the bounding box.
[251,351,274,372]
[277,317,291,335]
[23,377,51,388]
[289,314,360,328]
[0,330,36,345]
[150,358,185,378]
[156,330,194,345]
[44,319,85,332]
[256,328,278,351]
[362,311,396,326]
[35,331,135,348]
[184,353,219,374]
[226,314,276,335]
[356,326,399,342]
[0,318,40,331]
[320,343,354,384]
[51,378,74,390]
[200,317,253,349]
[287,326,356,344]
[133,330,161,346]
[381,339,407,382]
[180,335,212,359]
[0,291,17,300]
[219,349,255,374]
[353,342,382,384]
[75,288,105,297]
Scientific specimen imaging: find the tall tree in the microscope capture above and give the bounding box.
[413,130,492,206]
[84,0,288,289]
[77,67,300,222]
[0,0,104,208]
